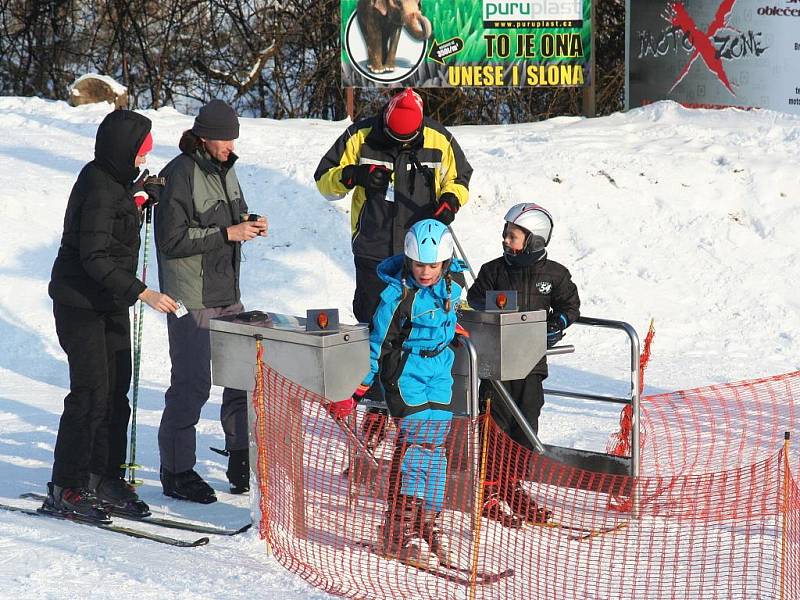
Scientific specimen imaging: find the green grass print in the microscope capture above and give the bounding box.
[340,0,591,66]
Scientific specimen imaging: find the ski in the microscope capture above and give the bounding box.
[527,518,628,541]
[356,540,513,585]
[125,515,251,537]
[443,563,515,585]
[565,522,628,541]
[21,492,251,537]
[0,501,209,547]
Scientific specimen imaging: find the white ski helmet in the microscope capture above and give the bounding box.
[503,202,553,252]
[404,219,454,264]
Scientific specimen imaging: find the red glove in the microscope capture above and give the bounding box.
[132,169,166,209]
[328,397,356,420]
[133,190,149,209]
[328,384,369,420]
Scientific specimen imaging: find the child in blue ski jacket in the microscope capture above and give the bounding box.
[329,219,464,569]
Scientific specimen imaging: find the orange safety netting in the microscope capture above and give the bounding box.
[251,355,800,599]
[607,318,655,460]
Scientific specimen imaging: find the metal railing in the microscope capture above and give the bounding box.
[543,316,641,480]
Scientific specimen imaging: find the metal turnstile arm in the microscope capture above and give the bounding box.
[488,379,547,454]
[448,225,477,283]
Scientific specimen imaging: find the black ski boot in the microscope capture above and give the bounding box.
[226,449,250,495]
[90,474,151,518]
[379,495,439,570]
[41,482,111,523]
[504,481,552,524]
[481,484,524,529]
[160,468,217,504]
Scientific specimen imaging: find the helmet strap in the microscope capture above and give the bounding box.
[523,231,534,253]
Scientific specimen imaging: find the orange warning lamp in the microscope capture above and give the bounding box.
[317,312,329,329]
[496,293,507,309]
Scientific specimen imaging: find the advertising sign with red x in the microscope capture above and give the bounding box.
[627,0,800,113]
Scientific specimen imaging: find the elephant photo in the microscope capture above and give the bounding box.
[357,0,433,74]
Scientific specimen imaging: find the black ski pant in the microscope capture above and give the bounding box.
[353,255,387,324]
[353,255,387,408]
[480,371,545,482]
[51,302,132,489]
[158,302,247,475]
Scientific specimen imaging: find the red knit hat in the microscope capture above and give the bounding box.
[384,89,423,142]
[136,132,153,157]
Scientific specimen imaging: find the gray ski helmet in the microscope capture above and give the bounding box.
[503,203,553,252]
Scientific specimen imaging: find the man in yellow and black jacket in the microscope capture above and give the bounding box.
[315,88,472,451]
[314,88,472,324]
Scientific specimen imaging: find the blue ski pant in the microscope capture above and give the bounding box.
[384,348,454,513]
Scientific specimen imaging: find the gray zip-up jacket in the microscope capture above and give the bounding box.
[154,149,248,309]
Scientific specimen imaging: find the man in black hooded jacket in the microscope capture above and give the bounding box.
[43,109,177,522]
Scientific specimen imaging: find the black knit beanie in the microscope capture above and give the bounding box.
[191,99,240,140]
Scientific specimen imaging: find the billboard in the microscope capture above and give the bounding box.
[627,0,800,113]
[341,0,592,88]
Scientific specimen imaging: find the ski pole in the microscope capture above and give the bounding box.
[448,225,476,284]
[125,204,152,485]
[325,404,380,469]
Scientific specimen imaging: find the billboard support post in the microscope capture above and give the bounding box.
[346,87,355,121]
[582,0,597,117]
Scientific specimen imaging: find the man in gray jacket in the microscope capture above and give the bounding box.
[154,100,267,503]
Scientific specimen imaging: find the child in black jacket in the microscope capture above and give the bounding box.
[467,202,580,525]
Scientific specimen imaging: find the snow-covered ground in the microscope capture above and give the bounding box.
[0,97,798,599]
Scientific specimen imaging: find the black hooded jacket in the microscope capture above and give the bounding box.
[49,110,151,311]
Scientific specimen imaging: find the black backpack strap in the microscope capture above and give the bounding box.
[408,150,436,206]
[393,287,418,348]
[379,287,419,415]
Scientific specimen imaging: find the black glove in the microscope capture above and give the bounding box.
[132,169,166,209]
[546,313,569,348]
[341,164,391,193]
[432,192,459,225]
